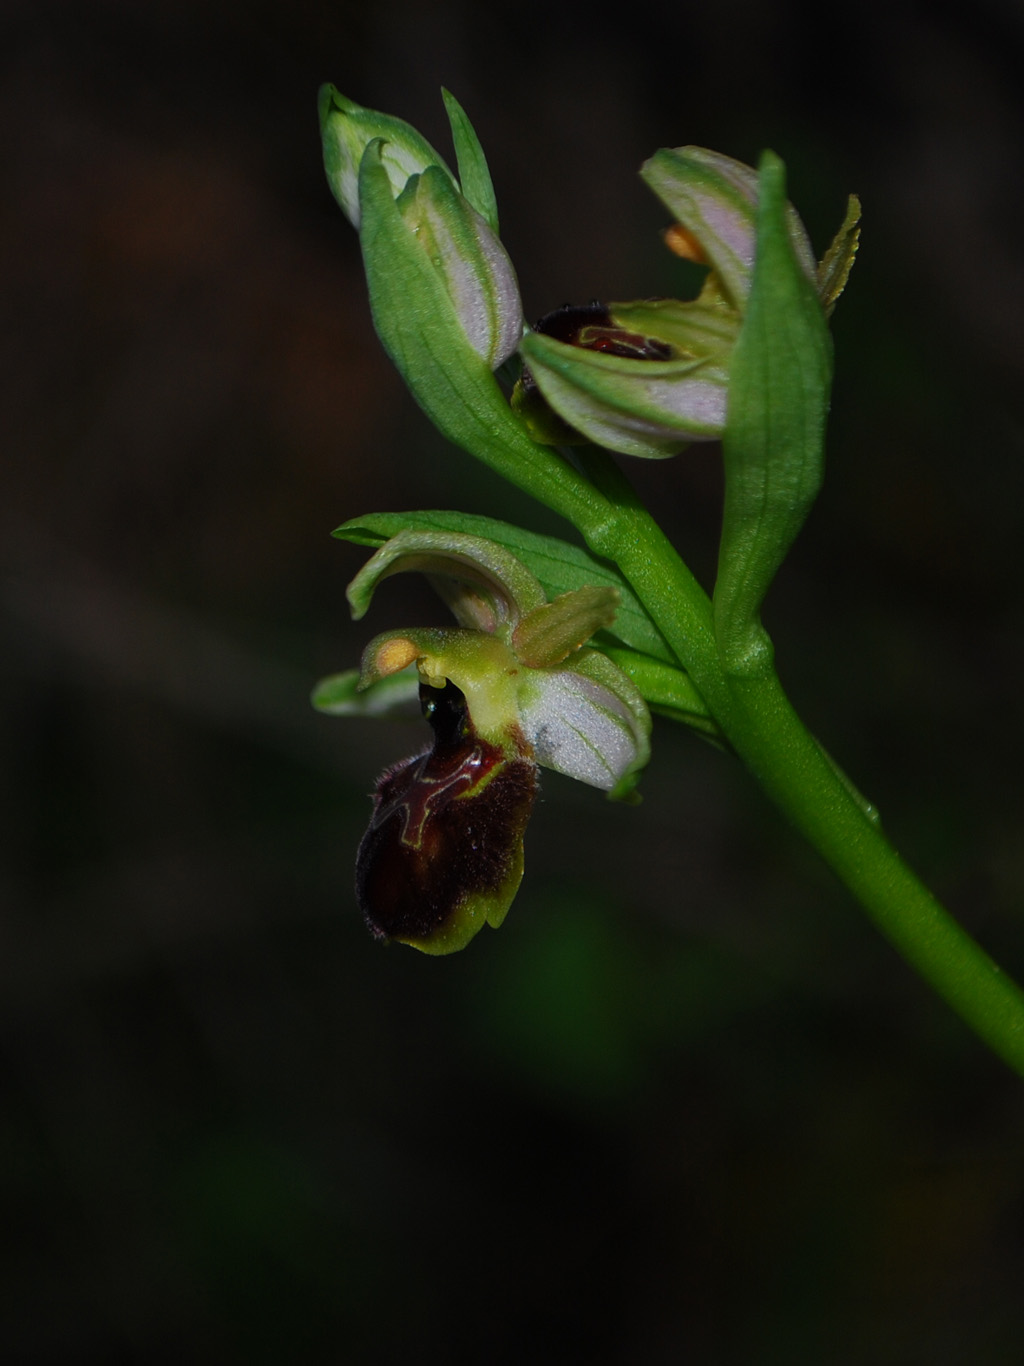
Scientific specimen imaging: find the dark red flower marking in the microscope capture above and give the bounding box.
[355,681,538,947]
[513,304,673,443]
[530,302,672,362]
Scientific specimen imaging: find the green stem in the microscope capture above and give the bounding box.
[420,369,1024,1072]
[572,455,1024,1077]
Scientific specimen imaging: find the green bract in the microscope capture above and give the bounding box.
[714,152,835,676]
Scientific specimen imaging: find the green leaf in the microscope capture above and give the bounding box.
[714,151,833,677]
[311,667,420,717]
[599,647,723,742]
[442,88,500,234]
[333,509,676,664]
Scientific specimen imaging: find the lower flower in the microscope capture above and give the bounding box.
[316,526,651,954]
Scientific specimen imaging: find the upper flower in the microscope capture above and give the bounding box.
[313,528,651,954]
[515,147,859,458]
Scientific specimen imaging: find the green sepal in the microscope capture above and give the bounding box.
[345,527,546,632]
[442,88,500,234]
[640,146,817,311]
[518,330,727,459]
[714,150,833,677]
[816,194,862,317]
[333,510,675,664]
[311,666,420,717]
[394,164,521,368]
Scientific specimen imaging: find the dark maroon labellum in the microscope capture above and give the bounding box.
[534,302,672,357]
[355,681,538,948]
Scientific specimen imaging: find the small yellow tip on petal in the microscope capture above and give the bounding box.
[663,223,708,264]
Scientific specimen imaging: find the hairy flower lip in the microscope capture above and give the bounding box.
[355,681,538,955]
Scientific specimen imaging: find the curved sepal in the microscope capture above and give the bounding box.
[333,509,675,664]
[346,528,547,632]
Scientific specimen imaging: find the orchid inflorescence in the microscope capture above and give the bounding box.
[313,86,857,955]
[308,84,1024,1087]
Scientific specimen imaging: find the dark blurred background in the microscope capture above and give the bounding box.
[3,1,1024,1361]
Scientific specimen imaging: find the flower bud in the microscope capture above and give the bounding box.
[394,167,522,368]
[319,85,455,230]
[321,87,523,370]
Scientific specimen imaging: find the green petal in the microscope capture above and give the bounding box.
[816,194,862,317]
[512,586,620,668]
